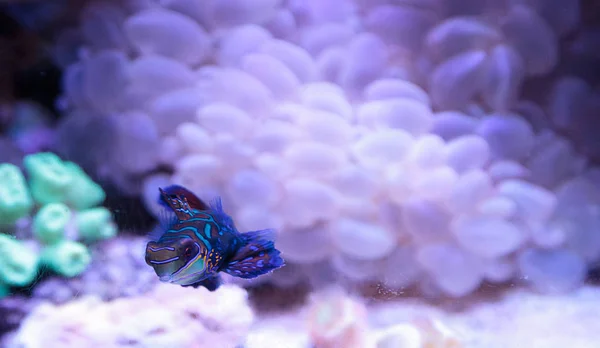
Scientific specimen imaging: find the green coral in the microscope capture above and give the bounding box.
[40,240,92,278]
[63,161,106,210]
[0,281,8,298]
[24,152,72,205]
[76,207,117,242]
[0,152,117,297]
[33,203,72,244]
[0,164,34,224]
[0,234,39,287]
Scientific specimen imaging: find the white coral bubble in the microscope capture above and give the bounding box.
[294,109,353,146]
[80,2,129,51]
[430,111,478,141]
[212,134,256,171]
[251,119,301,153]
[379,247,421,288]
[527,134,587,188]
[481,45,525,111]
[293,0,355,24]
[448,169,493,214]
[202,68,274,113]
[352,129,414,170]
[281,179,340,228]
[498,179,557,227]
[365,5,437,51]
[518,248,586,293]
[386,164,416,203]
[82,50,129,112]
[522,0,580,36]
[429,50,487,109]
[338,33,388,94]
[477,113,534,161]
[63,63,88,108]
[547,76,591,131]
[226,169,279,207]
[241,53,300,99]
[357,99,433,136]
[402,198,451,244]
[299,83,353,120]
[406,134,446,169]
[264,8,296,39]
[150,88,206,134]
[426,17,501,62]
[283,141,346,176]
[175,155,222,188]
[114,112,159,173]
[253,156,289,184]
[444,135,490,174]
[477,196,517,218]
[452,216,525,258]
[484,258,515,282]
[212,0,282,28]
[162,0,213,28]
[553,177,600,262]
[331,253,382,281]
[277,225,333,264]
[331,165,378,199]
[417,243,483,297]
[365,78,431,106]
[142,173,172,217]
[488,160,530,182]
[331,218,396,260]
[500,4,558,76]
[301,23,353,56]
[127,55,195,102]
[175,122,213,153]
[413,166,458,201]
[124,8,211,65]
[196,103,253,138]
[236,206,284,232]
[259,39,317,82]
[217,25,272,66]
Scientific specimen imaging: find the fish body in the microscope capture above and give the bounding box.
[145,185,285,291]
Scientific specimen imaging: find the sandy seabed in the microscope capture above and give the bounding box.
[248,284,600,348]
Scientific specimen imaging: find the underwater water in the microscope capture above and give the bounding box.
[0,0,599,347]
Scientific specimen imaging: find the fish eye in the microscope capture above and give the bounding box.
[180,240,198,259]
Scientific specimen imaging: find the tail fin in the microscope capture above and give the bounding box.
[223,229,285,279]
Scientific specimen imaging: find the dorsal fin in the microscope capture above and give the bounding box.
[207,196,237,230]
[158,185,210,212]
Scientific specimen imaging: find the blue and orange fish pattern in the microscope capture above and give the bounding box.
[145,185,285,291]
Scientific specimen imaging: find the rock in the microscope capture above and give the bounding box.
[10,284,254,347]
